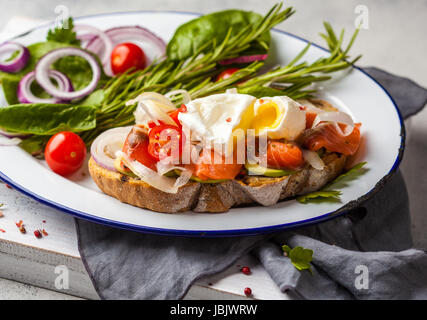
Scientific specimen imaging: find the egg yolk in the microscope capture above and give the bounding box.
[252,101,281,131]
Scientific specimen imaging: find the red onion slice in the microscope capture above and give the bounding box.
[85,26,166,75]
[17,70,73,104]
[35,47,101,101]
[90,126,133,172]
[219,54,268,65]
[74,25,113,68]
[0,135,21,146]
[0,129,30,139]
[0,42,30,73]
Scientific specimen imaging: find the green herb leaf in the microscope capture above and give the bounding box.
[296,190,342,203]
[326,161,368,190]
[282,245,313,273]
[0,104,96,135]
[46,17,80,45]
[296,162,368,204]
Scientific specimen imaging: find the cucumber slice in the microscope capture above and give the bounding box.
[244,163,296,177]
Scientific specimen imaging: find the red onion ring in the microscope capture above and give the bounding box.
[85,26,166,75]
[0,42,30,73]
[0,129,30,139]
[219,54,268,65]
[35,47,101,101]
[74,24,113,68]
[17,70,73,104]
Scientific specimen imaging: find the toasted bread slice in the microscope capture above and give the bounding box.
[89,153,347,213]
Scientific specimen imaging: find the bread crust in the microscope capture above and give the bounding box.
[89,153,347,213]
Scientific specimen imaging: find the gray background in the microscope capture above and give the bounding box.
[1,0,426,247]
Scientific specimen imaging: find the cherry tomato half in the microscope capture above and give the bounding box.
[147,104,187,129]
[148,125,185,161]
[122,126,157,170]
[216,68,240,82]
[45,132,87,176]
[111,42,146,75]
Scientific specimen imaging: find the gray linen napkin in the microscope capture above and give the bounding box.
[75,67,427,300]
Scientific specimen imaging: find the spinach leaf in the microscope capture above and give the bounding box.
[0,104,96,135]
[19,135,51,157]
[167,9,271,60]
[1,77,20,105]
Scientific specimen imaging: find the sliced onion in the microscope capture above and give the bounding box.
[0,42,30,73]
[85,26,166,75]
[156,157,187,175]
[297,99,326,114]
[35,47,100,101]
[302,149,325,170]
[17,70,73,104]
[226,88,238,94]
[311,111,354,136]
[165,89,191,104]
[74,24,113,68]
[127,92,176,126]
[117,151,191,194]
[219,54,268,65]
[0,135,21,146]
[90,126,133,171]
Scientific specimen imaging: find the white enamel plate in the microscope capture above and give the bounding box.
[0,12,404,236]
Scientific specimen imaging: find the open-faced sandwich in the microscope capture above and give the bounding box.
[89,91,361,213]
[0,4,365,214]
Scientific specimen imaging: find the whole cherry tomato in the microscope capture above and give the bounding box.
[45,131,87,176]
[111,42,146,75]
[216,68,240,82]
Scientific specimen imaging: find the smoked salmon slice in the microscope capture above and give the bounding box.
[303,123,361,156]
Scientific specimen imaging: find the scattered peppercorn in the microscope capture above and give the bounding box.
[241,266,251,275]
[244,287,252,297]
[0,229,5,233]
[16,220,26,234]
[41,229,48,236]
[34,230,42,239]
[5,184,12,189]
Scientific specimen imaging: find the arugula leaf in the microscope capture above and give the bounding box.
[0,104,96,135]
[326,162,368,190]
[46,17,80,45]
[282,245,313,273]
[296,162,368,204]
[296,190,342,204]
[167,9,271,60]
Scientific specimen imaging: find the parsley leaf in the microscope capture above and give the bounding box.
[296,162,368,204]
[282,245,313,273]
[46,17,80,45]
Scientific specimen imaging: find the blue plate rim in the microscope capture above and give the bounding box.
[0,10,405,237]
